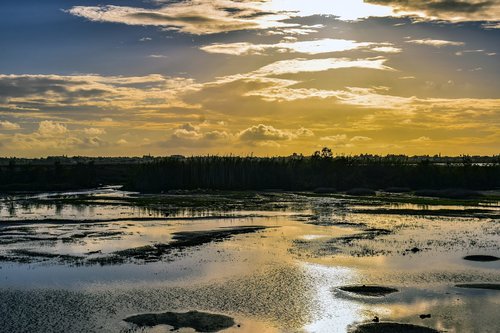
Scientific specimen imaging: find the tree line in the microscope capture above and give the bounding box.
[0,151,498,192]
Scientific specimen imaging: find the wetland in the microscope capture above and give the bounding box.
[0,187,499,332]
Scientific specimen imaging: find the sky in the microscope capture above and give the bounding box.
[0,0,499,157]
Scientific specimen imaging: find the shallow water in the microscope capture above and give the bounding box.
[0,189,499,332]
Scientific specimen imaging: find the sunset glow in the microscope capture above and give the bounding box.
[0,0,498,156]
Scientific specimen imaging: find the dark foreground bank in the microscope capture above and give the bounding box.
[0,154,499,192]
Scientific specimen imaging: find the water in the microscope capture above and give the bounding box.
[0,188,498,332]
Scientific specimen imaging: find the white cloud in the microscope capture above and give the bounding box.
[350,136,373,142]
[370,46,402,53]
[201,42,269,56]
[7,120,110,151]
[238,124,313,142]
[173,128,203,140]
[67,1,294,35]
[84,127,106,136]
[201,39,375,56]
[0,120,21,130]
[0,73,201,115]
[320,134,348,143]
[254,57,395,76]
[410,136,431,143]
[320,134,372,147]
[366,0,500,22]
[261,0,394,21]
[406,39,465,47]
[161,123,231,147]
[482,22,500,29]
[201,39,403,56]
[66,0,500,37]
[38,121,68,137]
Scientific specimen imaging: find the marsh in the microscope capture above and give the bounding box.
[0,188,499,332]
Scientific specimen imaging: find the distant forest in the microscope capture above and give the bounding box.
[0,150,499,193]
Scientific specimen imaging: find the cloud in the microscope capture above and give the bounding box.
[172,128,203,140]
[319,135,372,147]
[370,46,403,53]
[242,81,414,107]
[198,56,396,103]
[238,124,313,142]
[67,1,293,35]
[200,39,374,56]
[267,27,322,35]
[350,136,373,142]
[38,120,68,136]
[254,57,395,76]
[455,49,495,56]
[201,42,269,55]
[0,74,200,116]
[67,0,500,38]
[321,134,348,143]
[0,120,21,130]
[406,38,465,47]
[410,136,432,143]
[260,0,394,21]
[365,0,500,22]
[296,127,315,137]
[204,130,230,140]
[6,120,110,151]
[482,22,500,29]
[201,38,404,56]
[84,127,106,136]
[159,122,230,147]
[66,0,401,36]
[239,124,295,141]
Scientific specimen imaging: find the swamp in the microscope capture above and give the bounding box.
[0,187,498,332]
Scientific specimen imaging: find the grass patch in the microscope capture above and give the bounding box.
[455,283,500,291]
[111,226,270,263]
[338,285,398,297]
[463,255,499,262]
[351,322,439,333]
[124,310,235,332]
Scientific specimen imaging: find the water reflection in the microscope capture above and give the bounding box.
[0,188,499,332]
[303,263,362,333]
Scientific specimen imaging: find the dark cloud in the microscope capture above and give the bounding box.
[0,76,84,99]
[128,12,215,24]
[367,0,494,14]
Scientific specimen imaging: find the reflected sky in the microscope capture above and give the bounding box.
[0,189,499,332]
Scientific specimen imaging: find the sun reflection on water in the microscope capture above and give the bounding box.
[302,263,363,333]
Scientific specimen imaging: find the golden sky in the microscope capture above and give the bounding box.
[0,0,499,156]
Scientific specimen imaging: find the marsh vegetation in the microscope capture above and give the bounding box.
[1,153,498,193]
